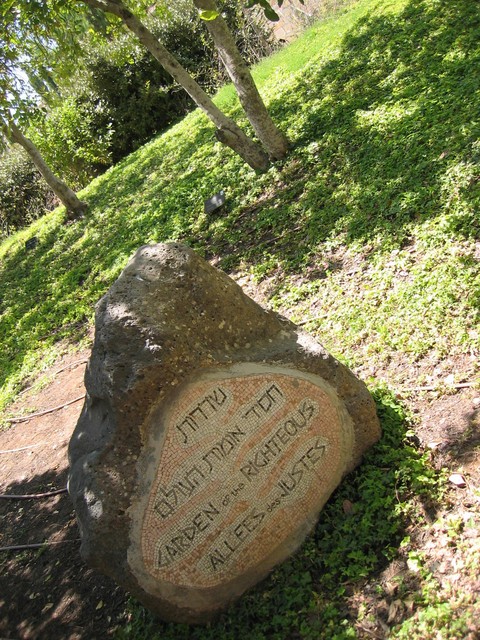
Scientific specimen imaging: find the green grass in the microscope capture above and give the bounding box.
[1,0,479,635]
[1,0,479,409]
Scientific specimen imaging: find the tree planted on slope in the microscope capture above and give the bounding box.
[76,0,271,171]
[195,0,290,160]
[0,3,88,219]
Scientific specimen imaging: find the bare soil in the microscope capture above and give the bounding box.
[0,351,128,640]
[0,339,479,639]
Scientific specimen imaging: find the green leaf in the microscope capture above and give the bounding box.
[0,0,17,17]
[199,9,220,21]
[264,6,280,21]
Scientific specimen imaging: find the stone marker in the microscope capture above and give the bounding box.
[25,236,38,251]
[204,189,225,214]
[68,243,380,623]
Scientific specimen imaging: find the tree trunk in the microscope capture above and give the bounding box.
[6,121,88,220]
[194,0,290,160]
[81,0,270,172]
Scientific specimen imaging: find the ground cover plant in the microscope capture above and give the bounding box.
[1,0,479,637]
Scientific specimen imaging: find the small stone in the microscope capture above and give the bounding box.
[25,236,39,251]
[204,190,225,214]
[449,473,467,488]
[472,397,480,408]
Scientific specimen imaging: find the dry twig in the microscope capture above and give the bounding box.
[17,358,88,397]
[52,358,88,377]
[5,394,86,424]
[402,381,477,392]
[0,539,80,553]
[0,443,45,454]
[0,488,67,500]
[297,314,329,326]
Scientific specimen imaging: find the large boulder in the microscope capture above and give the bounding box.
[68,243,380,623]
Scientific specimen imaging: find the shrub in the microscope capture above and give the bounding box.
[0,145,55,237]
[29,96,113,189]
[77,37,189,166]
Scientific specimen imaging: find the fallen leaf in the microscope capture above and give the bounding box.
[404,597,415,613]
[41,603,54,614]
[96,600,104,610]
[384,580,398,596]
[437,561,449,574]
[342,499,354,515]
[388,599,403,623]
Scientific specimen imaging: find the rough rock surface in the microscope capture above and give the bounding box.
[68,243,380,623]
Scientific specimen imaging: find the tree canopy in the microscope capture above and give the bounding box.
[0,2,90,215]
[2,0,291,166]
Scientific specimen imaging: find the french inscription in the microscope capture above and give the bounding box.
[207,509,266,572]
[277,437,329,498]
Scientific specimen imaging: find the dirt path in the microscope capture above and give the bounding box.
[0,351,127,640]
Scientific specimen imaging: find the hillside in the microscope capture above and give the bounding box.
[1,0,479,638]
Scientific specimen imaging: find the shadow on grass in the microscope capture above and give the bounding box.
[0,468,127,639]
[207,0,480,271]
[114,389,441,640]
[2,0,479,402]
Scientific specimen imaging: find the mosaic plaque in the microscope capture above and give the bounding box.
[135,364,354,589]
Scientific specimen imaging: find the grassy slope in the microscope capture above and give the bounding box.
[1,0,479,636]
[0,0,478,410]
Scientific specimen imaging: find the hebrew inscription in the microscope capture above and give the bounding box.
[140,367,352,589]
